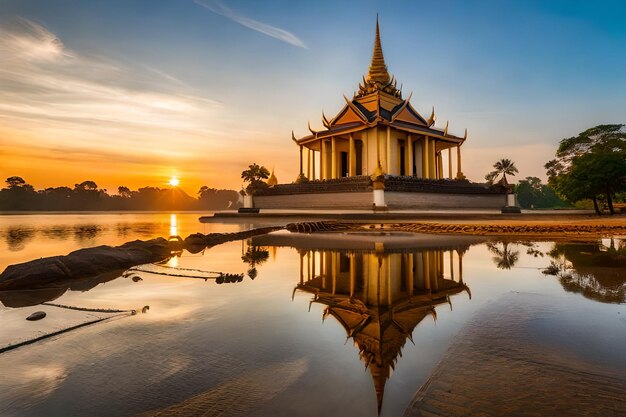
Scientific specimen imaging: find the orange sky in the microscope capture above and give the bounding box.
[2,5,622,195]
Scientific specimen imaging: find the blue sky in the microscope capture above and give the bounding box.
[0,0,625,190]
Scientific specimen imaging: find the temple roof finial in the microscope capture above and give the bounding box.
[367,15,391,84]
[357,16,400,98]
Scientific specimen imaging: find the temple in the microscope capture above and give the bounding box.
[249,17,508,210]
[293,18,466,181]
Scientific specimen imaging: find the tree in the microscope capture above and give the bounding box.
[75,180,98,192]
[241,163,270,193]
[118,186,132,198]
[485,158,518,185]
[546,124,626,215]
[241,244,269,279]
[5,176,26,189]
[486,241,520,270]
[515,176,569,209]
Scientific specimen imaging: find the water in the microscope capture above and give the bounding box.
[0,213,624,417]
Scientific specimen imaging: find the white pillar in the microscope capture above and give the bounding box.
[373,189,385,208]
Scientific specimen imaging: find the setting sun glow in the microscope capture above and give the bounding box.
[169,177,180,187]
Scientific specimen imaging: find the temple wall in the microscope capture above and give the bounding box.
[253,190,506,209]
[253,192,373,209]
[385,191,506,209]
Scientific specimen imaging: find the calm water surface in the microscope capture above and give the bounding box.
[0,213,624,417]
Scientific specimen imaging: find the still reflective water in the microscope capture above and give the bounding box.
[0,214,624,417]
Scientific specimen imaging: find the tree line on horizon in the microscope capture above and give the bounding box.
[0,177,241,211]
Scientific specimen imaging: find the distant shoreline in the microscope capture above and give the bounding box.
[0,210,212,215]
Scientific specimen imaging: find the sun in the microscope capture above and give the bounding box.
[168,177,180,187]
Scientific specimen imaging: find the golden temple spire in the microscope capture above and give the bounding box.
[367,15,390,84]
[357,16,401,98]
[267,169,278,187]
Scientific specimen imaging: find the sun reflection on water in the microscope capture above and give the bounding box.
[169,213,177,237]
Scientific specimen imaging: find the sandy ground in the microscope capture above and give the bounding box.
[203,211,626,239]
[404,293,626,417]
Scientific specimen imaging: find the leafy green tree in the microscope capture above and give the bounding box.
[515,176,569,209]
[485,158,518,185]
[546,124,626,215]
[241,163,270,193]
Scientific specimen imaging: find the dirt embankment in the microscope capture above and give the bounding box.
[286,219,626,239]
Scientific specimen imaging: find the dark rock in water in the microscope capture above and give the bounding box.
[0,288,68,308]
[184,233,207,253]
[26,311,46,321]
[0,227,284,291]
[0,238,170,291]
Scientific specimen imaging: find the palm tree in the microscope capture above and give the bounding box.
[485,158,519,185]
[486,241,520,270]
[241,163,270,193]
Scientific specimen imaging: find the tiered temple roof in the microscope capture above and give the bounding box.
[294,17,466,146]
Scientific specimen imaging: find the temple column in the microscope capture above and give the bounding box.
[321,141,327,180]
[457,145,462,178]
[312,251,316,279]
[407,253,414,296]
[423,136,429,178]
[448,148,453,179]
[312,150,316,180]
[321,251,326,288]
[331,253,337,294]
[299,145,304,177]
[349,254,356,298]
[449,250,454,281]
[386,126,391,173]
[431,252,439,291]
[307,148,311,179]
[306,251,311,280]
[331,137,337,179]
[423,252,431,291]
[437,153,443,180]
[458,250,464,284]
[299,251,304,284]
[407,134,414,176]
[429,140,436,179]
[349,134,356,177]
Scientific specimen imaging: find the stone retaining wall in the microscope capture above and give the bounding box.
[385,192,506,209]
[253,192,373,209]
[253,191,506,209]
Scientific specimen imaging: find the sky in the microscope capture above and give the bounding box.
[0,0,625,194]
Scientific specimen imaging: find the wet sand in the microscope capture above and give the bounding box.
[404,293,626,417]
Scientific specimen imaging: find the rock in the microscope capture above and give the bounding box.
[183,233,206,253]
[26,311,46,321]
[0,238,169,291]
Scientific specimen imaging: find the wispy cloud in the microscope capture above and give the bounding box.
[194,0,307,49]
[0,18,225,141]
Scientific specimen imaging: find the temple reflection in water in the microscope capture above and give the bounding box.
[290,240,471,414]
